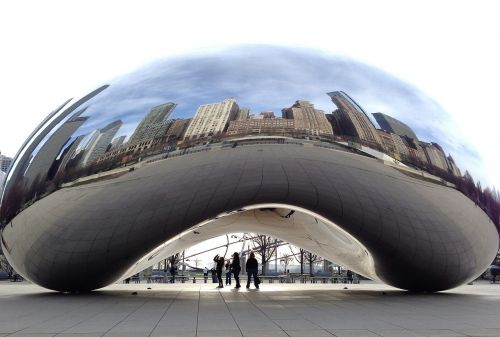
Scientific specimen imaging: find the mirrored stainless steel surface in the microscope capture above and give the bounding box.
[1,46,498,292]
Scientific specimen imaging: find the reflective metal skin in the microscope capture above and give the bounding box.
[1,46,498,292]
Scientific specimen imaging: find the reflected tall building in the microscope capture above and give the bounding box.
[110,136,126,150]
[447,155,462,177]
[327,91,382,146]
[401,136,427,164]
[421,141,448,171]
[227,112,295,137]
[372,112,418,141]
[376,129,399,158]
[80,120,122,167]
[129,103,177,144]
[235,107,250,120]
[53,134,86,177]
[184,98,239,140]
[282,100,333,137]
[0,153,12,173]
[165,118,191,140]
[23,111,89,184]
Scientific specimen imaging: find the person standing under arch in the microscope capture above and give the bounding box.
[231,252,241,288]
[214,254,225,288]
[246,252,259,289]
[225,259,232,285]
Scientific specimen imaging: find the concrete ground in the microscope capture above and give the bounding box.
[1,281,500,337]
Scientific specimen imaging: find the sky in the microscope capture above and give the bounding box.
[0,0,499,190]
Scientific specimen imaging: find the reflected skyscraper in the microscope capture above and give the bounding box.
[372,112,418,141]
[184,98,239,140]
[23,111,89,185]
[129,103,177,144]
[282,100,333,138]
[421,141,449,171]
[110,136,126,150]
[235,107,250,120]
[0,153,12,173]
[327,91,382,147]
[227,112,295,137]
[447,155,462,177]
[80,120,122,167]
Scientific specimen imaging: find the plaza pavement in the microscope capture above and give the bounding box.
[1,281,500,337]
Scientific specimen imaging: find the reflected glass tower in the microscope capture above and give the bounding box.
[80,120,122,167]
[372,112,418,141]
[327,91,382,146]
[0,154,12,173]
[129,103,177,144]
[23,111,89,185]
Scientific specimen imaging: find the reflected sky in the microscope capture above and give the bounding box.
[59,45,479,181]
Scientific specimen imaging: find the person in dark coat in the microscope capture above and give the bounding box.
[346,270,353,284]
[210,268,216,283]
[170,264,177,283]
[246,252,259,289]
[225,260,232,285]
[231,252,241,288]
[214,254,225,288]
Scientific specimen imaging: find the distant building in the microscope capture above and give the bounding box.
[129,102,177,144]
[282,100,333,138]
[80,120,122,167]
[110,136,126,150]
[166,118,191,140]
[135,120,173,143]
[227,112,295,137]
[446,155,461,177]
[390,133,410,160]
[54,134,86,177]
[421,141,448,171]
[184,98,239,140]
[376,129,399,159]
[372,112,418,141]
[235,108,250,120]
[325,114,340,134]
[23,112,89,184]
[96,137,164,165]
[0,153,13,173]
[401,136,427,165]
[327,91,382,147]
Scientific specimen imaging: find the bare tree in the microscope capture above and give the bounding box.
[305,251,322,276]
[290,246,306,275]
[251,235,277,275]
[167,253,180,269]
[279,253,293,273]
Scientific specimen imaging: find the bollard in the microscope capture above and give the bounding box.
[193,277,196,284]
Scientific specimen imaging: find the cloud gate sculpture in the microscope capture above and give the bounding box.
[0,46,498,292]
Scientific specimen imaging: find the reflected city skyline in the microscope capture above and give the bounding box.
[1,82,497,229]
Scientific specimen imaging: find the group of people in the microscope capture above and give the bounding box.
[208,252,260,289]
